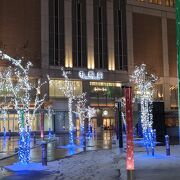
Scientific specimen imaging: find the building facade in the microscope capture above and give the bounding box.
[126,0,178,134]
[0,0,129,132]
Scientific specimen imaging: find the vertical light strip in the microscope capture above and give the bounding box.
[87,0,94,69]
[107,1,115,70]
[125,87,134,172]
[176,0,180,143]
[65,0,73,68]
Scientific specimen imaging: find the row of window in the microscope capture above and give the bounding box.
[137,0,175,7]
[49,0,127,70]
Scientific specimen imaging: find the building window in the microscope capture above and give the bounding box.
[98,6,103,68]
[49,79,82,98]
[153,84,163,100]
[170,85,178,109]
[94,0,108,69]
[89,81,122,107]
[149,0,162,5]
[165,0,175,7]
[90,81,122,98]
[49,0,65,66]
[114,0,128,71]
[72,0,87,68]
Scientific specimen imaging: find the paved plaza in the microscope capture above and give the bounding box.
[0,131,180,180]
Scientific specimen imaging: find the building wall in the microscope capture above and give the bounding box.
[0,0,41,68]
[168,19,177,77]
[133,13,163,76]
[126,0,176,111]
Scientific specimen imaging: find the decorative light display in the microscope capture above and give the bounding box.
[86,106,96,135]
[176,0,180,142]
[0,49,47,164]
[79,70,103,80]
[2,109,7,137]
[130,64,158,155]
[0,69,13,138]
[40,112,44,139]
[125,87,134,171]
[75,93,87,133]
[46,105,53,139]
[60,67,76,145]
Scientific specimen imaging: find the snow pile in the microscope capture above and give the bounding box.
[46,147,126,180]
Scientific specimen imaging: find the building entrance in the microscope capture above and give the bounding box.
[103,118,115,130]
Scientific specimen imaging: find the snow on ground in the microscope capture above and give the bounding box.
[0,145,126,180]
[45,146,126,180]
[3,140,180,180]
[135,145,180,180]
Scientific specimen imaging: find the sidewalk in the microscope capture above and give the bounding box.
[1,145,126,180]
[134,145,180,180]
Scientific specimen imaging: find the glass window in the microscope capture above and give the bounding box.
[49,0,65,66]
[90,81,122,98]
[170,85,178,109]
[165,0,175,7]
[149,0,162,5]
[49,79,82,98]
[153,84,163,100]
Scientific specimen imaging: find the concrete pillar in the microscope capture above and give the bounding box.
[107,0,115,71]
[86,0,94,69]
[64,0,73,68]
[162,12,170,111]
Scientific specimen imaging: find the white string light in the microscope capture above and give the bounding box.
[130,64,158,154]
[75,93,87,133]
[60,67,76,144]
[86,106,96,134]
[0,49,47,164]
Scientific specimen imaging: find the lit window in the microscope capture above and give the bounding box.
[49,79,82,97]
[165,0,175,7]
[149,0,162,5]
[170,85,178,109]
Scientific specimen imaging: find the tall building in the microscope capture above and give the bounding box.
[0,0,129,132]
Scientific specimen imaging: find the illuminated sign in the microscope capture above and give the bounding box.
[94,87,107,92]
[79,71,103,80]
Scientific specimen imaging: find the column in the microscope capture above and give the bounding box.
[86,0,94,69]
[162,12,170,111]
[65,0,73,68]
[107,0,115,71]
[41,0,49,69]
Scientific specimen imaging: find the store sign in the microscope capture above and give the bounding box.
[94,87,107,92]
[78,70,103,80]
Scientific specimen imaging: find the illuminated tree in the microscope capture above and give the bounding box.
[86,106,96,134]
[60,67,76,145]
[75,93,87,133]
[130,64,158,155]
[0,50,47,164]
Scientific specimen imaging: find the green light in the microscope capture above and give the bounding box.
[176,0,180,143]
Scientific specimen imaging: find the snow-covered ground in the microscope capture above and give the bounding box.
[2,141,180,180]
[135,145,180,180]
[1,144,126,180]
[46,146,126,180]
